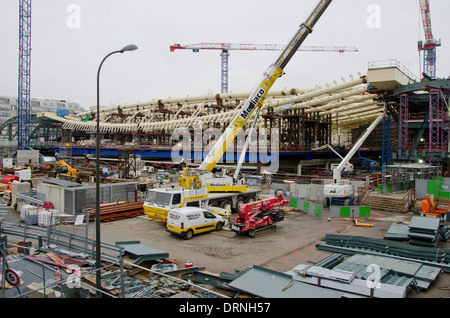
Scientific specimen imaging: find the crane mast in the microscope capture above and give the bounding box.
[199,0,333,172]
[418,0,441,79]
[18,0,32,150]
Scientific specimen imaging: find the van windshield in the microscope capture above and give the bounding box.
[145,190,172,207]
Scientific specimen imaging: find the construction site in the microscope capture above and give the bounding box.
[0,0,449,304]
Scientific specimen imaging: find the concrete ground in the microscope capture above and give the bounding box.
[2,205,449,298]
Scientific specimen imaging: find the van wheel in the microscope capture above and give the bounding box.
[216,222,224,231]
[183,229,193,240]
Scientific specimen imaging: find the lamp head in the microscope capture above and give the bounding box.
[120,44,138,53]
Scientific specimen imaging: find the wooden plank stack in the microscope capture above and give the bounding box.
[88,201,144,222]
[361,194,410,213]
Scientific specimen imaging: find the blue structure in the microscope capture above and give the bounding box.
[17,0,32,150]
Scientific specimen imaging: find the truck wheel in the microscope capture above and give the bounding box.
[246,196,256,203]
[236,197,245,210]
[221,200,232,211]
[323,197,330,208]
[344,199,351,206]
[216,222,224,231]
[183,229,194,240]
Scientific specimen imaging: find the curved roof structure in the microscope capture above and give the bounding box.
[41,74,382,134]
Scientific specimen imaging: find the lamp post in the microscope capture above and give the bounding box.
[95,44,138,297]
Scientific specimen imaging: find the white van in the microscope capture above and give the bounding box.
[166,207,225,240]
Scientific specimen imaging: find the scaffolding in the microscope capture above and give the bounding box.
[117,147,137,179]
[385,163,436,183]
[399,93,409,151]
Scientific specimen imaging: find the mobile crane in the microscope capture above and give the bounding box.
[230,193,289,237]
[144,0,333,222]
[323,111,385,207]
[311,144,354,174]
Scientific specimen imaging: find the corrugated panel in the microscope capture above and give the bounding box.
[228,265,350,298]
[41,178,81,187]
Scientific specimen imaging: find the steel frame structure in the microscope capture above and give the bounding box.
[18,0,32,150]
[429,89,442,152]
[398,94,409,151]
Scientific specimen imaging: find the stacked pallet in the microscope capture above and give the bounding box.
[361,193,410,213]
[88,201,144,222]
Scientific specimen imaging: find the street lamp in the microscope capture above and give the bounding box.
[95,44,138,297]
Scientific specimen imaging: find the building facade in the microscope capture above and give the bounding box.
[0,95,84,123]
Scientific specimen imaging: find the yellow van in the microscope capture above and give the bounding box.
[166,207,225,240]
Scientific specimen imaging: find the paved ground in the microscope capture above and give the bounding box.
[2,205,449,298]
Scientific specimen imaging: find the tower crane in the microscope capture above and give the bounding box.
[170,43,358,93]
[18,0,32,150]
[418,0,441,79]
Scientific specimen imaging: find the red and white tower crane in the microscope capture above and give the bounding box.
[418,0,441,79]
[170,43,359,93]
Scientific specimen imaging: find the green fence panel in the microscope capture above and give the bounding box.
[303,201,310,211]
[314,205,322,217]
[289,198,298,207]
[359,206,371,217]
[438,191,450,200]
[340,206,351,217]
[427,180,439,197]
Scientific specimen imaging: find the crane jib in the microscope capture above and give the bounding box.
[232,66,284,129]
[199,0,332,172]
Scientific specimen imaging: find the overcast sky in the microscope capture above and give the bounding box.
[1,0,449,110]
